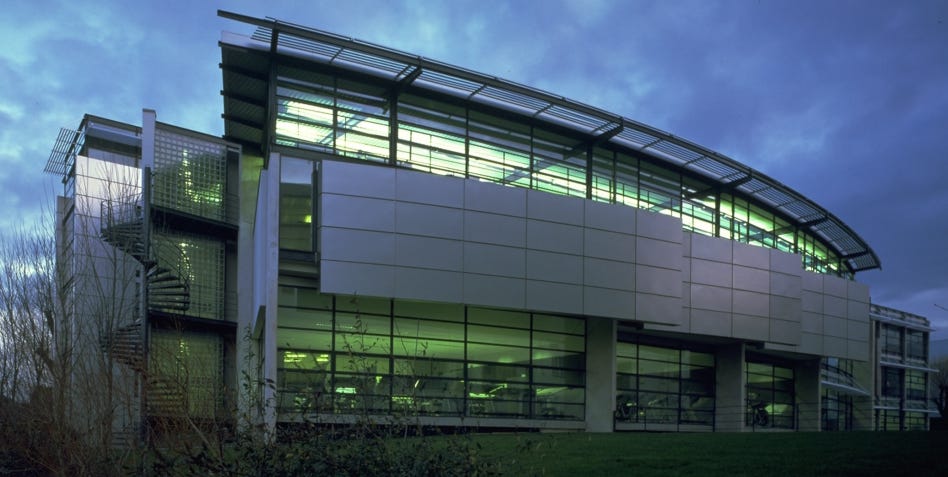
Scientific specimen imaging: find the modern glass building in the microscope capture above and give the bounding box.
[44,10,934,438]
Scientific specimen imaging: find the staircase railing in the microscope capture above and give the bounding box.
[99,198,192,314]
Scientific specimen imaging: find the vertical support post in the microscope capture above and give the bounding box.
[140,109,157,444]
[585,317,617,432]
[262,152,282,438]
[795,358,821,431]
[714,343,745,431]
[389,89,398,166]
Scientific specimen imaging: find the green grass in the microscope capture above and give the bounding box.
[470,431,948,476]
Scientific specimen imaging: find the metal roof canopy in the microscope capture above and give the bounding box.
[217,10,880,273]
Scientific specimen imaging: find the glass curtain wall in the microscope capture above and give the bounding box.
[270,69,851,278]
[615,342,715,427]
[906,329,927,365]
[746,361,795,429]
[276,287,585,421]
[279,157,314,252]
[821,388,853,431]
[876,409,901,431]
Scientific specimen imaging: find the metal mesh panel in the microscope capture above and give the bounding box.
[153,128,228,222]
[149,329,224,418]
[154,230,225,320]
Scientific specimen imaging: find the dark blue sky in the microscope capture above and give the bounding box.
[3,0,946,336]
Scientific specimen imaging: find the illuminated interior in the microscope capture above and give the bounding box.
[276,288,585,420]
[272,77,852,277]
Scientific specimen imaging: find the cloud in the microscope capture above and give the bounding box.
[2,0,947,332]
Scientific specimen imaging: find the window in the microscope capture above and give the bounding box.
[906,330,926,364]
[746,361,795,429]
[880,325,903,359]
[821,388,852,431]
[271,68,861,279]
[276,290,585,420]
[881,367,902,399]
[906,370,926,404]
[279,157,314,252]
[615,342,715,427]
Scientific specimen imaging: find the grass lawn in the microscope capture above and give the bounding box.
[471,431,948,476]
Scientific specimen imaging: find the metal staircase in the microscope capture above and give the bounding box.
[98,199,192,368]
[100,321,144,371]
[99,199,192,313]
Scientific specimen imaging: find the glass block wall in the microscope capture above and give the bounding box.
[149,328,224,418]
[153,127,229,222]
[153,230,224,320]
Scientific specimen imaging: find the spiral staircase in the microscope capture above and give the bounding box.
[98,199,192,370]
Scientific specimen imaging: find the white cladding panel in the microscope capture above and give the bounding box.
[315,161,871,359]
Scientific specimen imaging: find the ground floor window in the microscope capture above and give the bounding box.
[821,389,853,431]
[746,361,795,429]
[877,409,930,431]
[276,287,585,421]
[876,409,900,431]
[614,340,715,426]
[903,411,928,430]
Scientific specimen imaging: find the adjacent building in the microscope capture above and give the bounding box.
[44,11,935,438]
[45,114,240,442]
[868,304,938,430]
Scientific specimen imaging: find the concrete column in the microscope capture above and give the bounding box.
[236,152,281,438]
[261,152,282,437]
[795,358,821,431]
[715,343,745,431]
[236,152,260,433]
[585,317,617,432]
[852,395,874,431]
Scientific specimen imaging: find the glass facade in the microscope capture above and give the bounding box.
[270,70,851,277]
[821,388,853,431]
[276,287,585,421]
[905,369,927,407]
[876,409,929,431]
[746,361,795,429]
[880,324,903,359]
[279,157,314,252]
[874,313,932,431]
[906,329,926,365]
[615,342,715,427]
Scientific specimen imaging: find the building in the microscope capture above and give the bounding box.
[868,304,938,430]
[45,114,240,442]
[44,10,934,438]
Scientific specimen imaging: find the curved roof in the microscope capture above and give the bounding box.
[217,10,880,273]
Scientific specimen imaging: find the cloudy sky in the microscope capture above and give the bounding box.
[2,0,947,337]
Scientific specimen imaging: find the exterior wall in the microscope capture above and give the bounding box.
[317,159,685,326]
[646,229,870,362]
[314,158,871,360]
[63,154,146,443]
[800,274,871,361]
